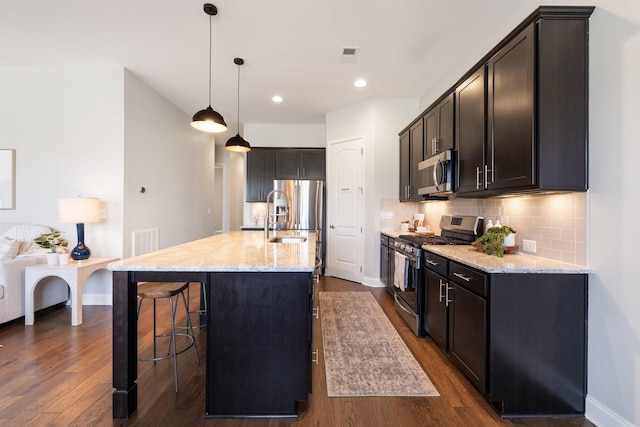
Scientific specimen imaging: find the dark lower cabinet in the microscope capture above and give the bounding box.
[379,234,395,294]
[424,269,448,351]
[206,272,314,418]
[488,274,587,417]
[422,251,587,417]
[448,282,488,395]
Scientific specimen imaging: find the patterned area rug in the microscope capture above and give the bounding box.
[319,291,439,397]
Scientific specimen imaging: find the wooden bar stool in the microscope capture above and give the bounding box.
[137,281,200,393]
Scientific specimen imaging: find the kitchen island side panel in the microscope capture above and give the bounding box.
[488,273,587,417]
[205,271,313,418]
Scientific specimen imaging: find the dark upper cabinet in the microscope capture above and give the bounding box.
[402,6,592,199]
[399,130,410,201]
[486,23,535,192]
[455,67,486,195]
[424,93,454,159]
[409,119,424,200]
[275,149,325,179]
[455,9,591,197]
[246,148,276,202]
[399,120,424,201]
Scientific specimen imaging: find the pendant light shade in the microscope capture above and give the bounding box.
[192,106,227,133]
[225,57,251,152]
[191,3,227,133]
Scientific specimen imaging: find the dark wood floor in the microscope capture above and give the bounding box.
[0,276,595,427]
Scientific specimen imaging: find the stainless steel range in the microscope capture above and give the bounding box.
[393,215,483,336]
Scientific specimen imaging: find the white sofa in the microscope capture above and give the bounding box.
[0,223,69,325]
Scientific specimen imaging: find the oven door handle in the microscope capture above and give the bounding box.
[394,293,415,316]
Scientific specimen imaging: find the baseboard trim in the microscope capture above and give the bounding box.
[82,294,112,306]
[586,395,632,427]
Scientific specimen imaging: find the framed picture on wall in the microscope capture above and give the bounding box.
[0,149,16,209]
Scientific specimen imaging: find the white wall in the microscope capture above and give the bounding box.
[0,66,217,305]
[122,70,216,254]
[0,65,125,302]
[585,3,640,426]
[326,99,417,285]
[244,124,325,148]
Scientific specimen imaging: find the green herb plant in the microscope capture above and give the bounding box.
[33,231,69,253]
[473,225,516,257]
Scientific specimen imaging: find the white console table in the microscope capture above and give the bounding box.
[24,257,118,326]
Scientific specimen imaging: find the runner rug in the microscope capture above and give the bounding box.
[319,291,439,397]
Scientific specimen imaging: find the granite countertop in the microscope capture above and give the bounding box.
[108,230,317,273]
[380,230,592,274]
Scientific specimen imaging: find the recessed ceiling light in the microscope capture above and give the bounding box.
[354,79,367,88]
[272,95,283,103]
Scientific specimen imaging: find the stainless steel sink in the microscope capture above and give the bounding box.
[269,236,307,244]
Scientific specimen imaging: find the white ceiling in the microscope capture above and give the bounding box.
[1,0,557,131]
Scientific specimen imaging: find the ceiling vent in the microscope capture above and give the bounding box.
[339,46,360,63]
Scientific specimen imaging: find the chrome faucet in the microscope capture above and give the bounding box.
[265,189,289,239]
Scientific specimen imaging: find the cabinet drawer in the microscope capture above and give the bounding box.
[449,262,487,297]
[423,251,448,277]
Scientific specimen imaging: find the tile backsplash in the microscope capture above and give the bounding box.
[380,192,589,266]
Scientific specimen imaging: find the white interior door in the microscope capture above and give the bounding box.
[326,137,363,282]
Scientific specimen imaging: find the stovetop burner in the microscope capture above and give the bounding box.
[398,234,472,246]
[397,214,483,247]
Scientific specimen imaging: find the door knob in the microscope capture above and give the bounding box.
[330,225,335,229]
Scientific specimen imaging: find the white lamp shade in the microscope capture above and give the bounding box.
[59,197,100,223]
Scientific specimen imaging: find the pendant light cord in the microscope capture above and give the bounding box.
[237,62,241,132]
[208,14,212,107]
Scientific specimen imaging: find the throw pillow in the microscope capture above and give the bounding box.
[0,236,20,260]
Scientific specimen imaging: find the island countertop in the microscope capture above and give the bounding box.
[108,230,317,272]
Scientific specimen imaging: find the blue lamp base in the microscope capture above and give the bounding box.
[71,223,91,261]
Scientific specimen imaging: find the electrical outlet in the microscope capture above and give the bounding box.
[523,239,537,253]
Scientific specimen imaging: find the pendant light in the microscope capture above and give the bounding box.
[191,3,227,133]
[225,58,251,152]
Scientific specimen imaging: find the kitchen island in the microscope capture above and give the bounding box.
[109,230,317,418]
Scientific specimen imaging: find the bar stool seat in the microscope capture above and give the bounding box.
[137,281,200,393]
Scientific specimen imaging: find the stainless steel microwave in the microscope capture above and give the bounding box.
[417,149,454,196]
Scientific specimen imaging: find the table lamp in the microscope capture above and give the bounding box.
[59,197,100,260]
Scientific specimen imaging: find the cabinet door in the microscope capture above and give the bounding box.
[448,283,487,394]
[262,150,276,194]
[409,119,424,199]
[399,130,410,200]
[455,67,486,195]
[487,23,535,191]
[387,244,395,294]
[437,93,455,153]
[246,150,276,202]
[275,150,301,179]
[380,243,389,288]
[423,108,438,159]
[246,150,263,201]
[424,269,448,351]
[300,149,325,179]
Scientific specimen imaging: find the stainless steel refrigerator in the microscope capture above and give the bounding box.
[272,179,325,274]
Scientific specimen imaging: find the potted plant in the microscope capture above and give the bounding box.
[33,231,69,264]
[473,225,516,257]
